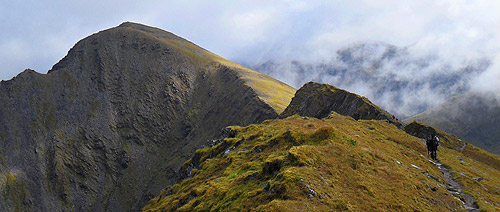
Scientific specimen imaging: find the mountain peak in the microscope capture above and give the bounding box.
[118,21,143,27]
[47,22,295,113]
[0,23,295,211]
[116,21,191,43]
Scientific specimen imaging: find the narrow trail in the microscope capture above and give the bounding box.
[434,160,480,212]
[457,142,467,152]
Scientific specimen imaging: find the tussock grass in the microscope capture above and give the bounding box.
[142,112,500,211]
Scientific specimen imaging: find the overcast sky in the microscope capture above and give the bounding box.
[1,0,499,86]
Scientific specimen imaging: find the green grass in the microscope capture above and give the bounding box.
[142,112,500,211]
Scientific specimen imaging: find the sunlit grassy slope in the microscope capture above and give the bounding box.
[119,22,296,113]
[142,113,500,211]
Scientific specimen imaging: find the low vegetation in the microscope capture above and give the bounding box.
[125,24,296,114]
[142,112,500,211]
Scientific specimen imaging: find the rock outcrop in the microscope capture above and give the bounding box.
[404,92,500,155]
[0,22,295,211]
[280,82,401,127]
[403,121,466,151]
[403,121,500,171]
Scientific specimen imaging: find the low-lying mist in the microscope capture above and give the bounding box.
[248,42,495,118]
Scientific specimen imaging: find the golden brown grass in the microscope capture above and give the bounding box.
[124,27,296,114]
[142,112,500,211]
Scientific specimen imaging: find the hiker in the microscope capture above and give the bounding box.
[430,135,440,160]
[426,135,433,157]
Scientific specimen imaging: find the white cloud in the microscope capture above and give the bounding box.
[1,0,500,90]
[471,54,500,97]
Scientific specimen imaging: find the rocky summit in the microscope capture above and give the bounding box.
[0,22,295,211]
[280,82,401,127]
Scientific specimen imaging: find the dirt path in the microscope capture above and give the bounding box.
[457,142,467,152]
[435,160,480,212]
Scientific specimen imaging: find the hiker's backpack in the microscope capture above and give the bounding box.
[432,137,439,147]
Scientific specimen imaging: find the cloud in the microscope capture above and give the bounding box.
[1,0,499,111]
[252,41,490,117]
[471,54,500,98]
[0,0,144,80]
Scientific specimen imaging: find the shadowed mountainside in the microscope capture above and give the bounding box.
[0,22,295,211]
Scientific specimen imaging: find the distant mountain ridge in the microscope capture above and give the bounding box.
[405,92,500,155]
[253,42,499,156]
[0,22,295,211]
[253,42,490,118]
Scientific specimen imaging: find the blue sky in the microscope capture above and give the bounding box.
[1,0,499,87]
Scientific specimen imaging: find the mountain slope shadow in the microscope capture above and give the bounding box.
[0,22,295,211]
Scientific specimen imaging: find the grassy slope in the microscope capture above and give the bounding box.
[217,60,296,114]
[123,24,296,114]
[142,113,500,211]
[404,121,500,210]
[404,93,500,155]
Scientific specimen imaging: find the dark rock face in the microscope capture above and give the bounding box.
[0,22,285,211]
[280,82,401,127]
[402,121,464,149]
[403,121,440,139]
[402,120,488,156]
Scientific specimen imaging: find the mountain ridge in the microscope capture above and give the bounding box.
[1,22,499,212]
[0,22,295,211]
[142,112,500,211]
[404,92,500,155]
[142,79,500,211]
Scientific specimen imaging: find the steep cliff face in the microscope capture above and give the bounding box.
[280,82,400,127]
[0,22,295,211]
